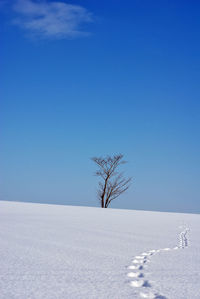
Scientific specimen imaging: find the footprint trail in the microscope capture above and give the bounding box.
[126,227,189,299]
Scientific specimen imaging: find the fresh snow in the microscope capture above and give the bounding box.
[0,201,200,299]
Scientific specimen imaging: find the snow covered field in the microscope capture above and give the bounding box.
[0,201,200,299]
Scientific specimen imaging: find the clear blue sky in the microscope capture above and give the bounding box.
[1,0,200,213]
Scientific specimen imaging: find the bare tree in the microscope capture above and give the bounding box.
[91,154,131,208]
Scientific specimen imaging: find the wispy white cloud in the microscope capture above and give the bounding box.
[12,0,93,39]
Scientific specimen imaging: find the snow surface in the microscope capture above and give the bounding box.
[0,201,200,299]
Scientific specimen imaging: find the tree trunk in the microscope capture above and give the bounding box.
[101,176,109,208]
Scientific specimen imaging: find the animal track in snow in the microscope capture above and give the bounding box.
[127,227,189,299]
[140,292,167,299]
[140,291,155,298]
[130,280,150,288]
[179,227,189,248]
[132,259,146,264]
[127,272,144,278]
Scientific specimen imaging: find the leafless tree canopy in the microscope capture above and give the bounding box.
[91,154,131,208]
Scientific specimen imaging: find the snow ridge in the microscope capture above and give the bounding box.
[127,227,189,299]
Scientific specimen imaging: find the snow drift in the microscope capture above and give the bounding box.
[0,201,199,299]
